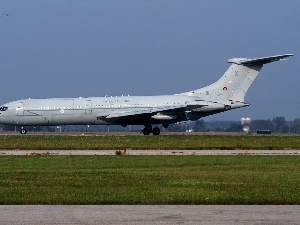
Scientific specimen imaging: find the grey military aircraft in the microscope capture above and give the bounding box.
[0,54,293,135]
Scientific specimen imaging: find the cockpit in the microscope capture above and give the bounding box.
[0,106,8,111]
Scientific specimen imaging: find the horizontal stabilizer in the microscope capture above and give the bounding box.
[228,54,293,66]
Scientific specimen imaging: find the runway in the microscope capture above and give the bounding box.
[0,205,299,225]
[1,149,300,155]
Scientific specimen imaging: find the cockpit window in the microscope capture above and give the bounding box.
[0,106,8,111]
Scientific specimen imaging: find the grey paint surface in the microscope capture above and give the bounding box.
[0,205,299,225]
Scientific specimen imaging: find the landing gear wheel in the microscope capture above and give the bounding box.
[20,128,27,135]
[142,128,152,135]
[152,127,160,135]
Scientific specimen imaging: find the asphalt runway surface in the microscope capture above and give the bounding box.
[1,205,299,225]
[1,149,300,155]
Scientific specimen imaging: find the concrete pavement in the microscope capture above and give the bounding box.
[0,205,299,225]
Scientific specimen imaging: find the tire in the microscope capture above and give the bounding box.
[142,128,151,135]
[152,127,160,135]
[20,129,27,134]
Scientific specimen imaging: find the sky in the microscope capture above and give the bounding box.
[0,0,299,121]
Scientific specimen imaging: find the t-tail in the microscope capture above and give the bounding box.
[181,54,293,102]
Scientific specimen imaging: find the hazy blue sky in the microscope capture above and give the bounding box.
[0,0,299,121]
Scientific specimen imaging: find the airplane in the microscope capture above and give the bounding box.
[0,54,293,135]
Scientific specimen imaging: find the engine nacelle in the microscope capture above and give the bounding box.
[192,103,229,112]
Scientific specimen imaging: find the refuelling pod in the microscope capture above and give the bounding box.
[151,114,177,120]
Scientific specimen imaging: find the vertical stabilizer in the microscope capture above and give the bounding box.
[180,54,293,102]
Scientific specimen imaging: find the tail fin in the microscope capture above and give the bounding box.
[181,54,293,102]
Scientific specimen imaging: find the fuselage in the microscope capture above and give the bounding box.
[0,95,244,127]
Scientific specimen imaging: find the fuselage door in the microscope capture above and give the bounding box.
[85,100,92,113]
[16,102,24,115]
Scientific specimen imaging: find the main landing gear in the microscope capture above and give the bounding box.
[20,127,27,134]
[142,126,160,135]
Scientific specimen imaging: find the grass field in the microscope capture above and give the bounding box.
[0,135,300,150]
[0,155,299,204]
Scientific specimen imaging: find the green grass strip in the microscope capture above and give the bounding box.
[0,135,300,150]
[0,155,299,204]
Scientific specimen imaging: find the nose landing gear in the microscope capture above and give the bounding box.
[20,128,27,134]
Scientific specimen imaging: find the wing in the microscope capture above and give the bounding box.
[96,101,207,124]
